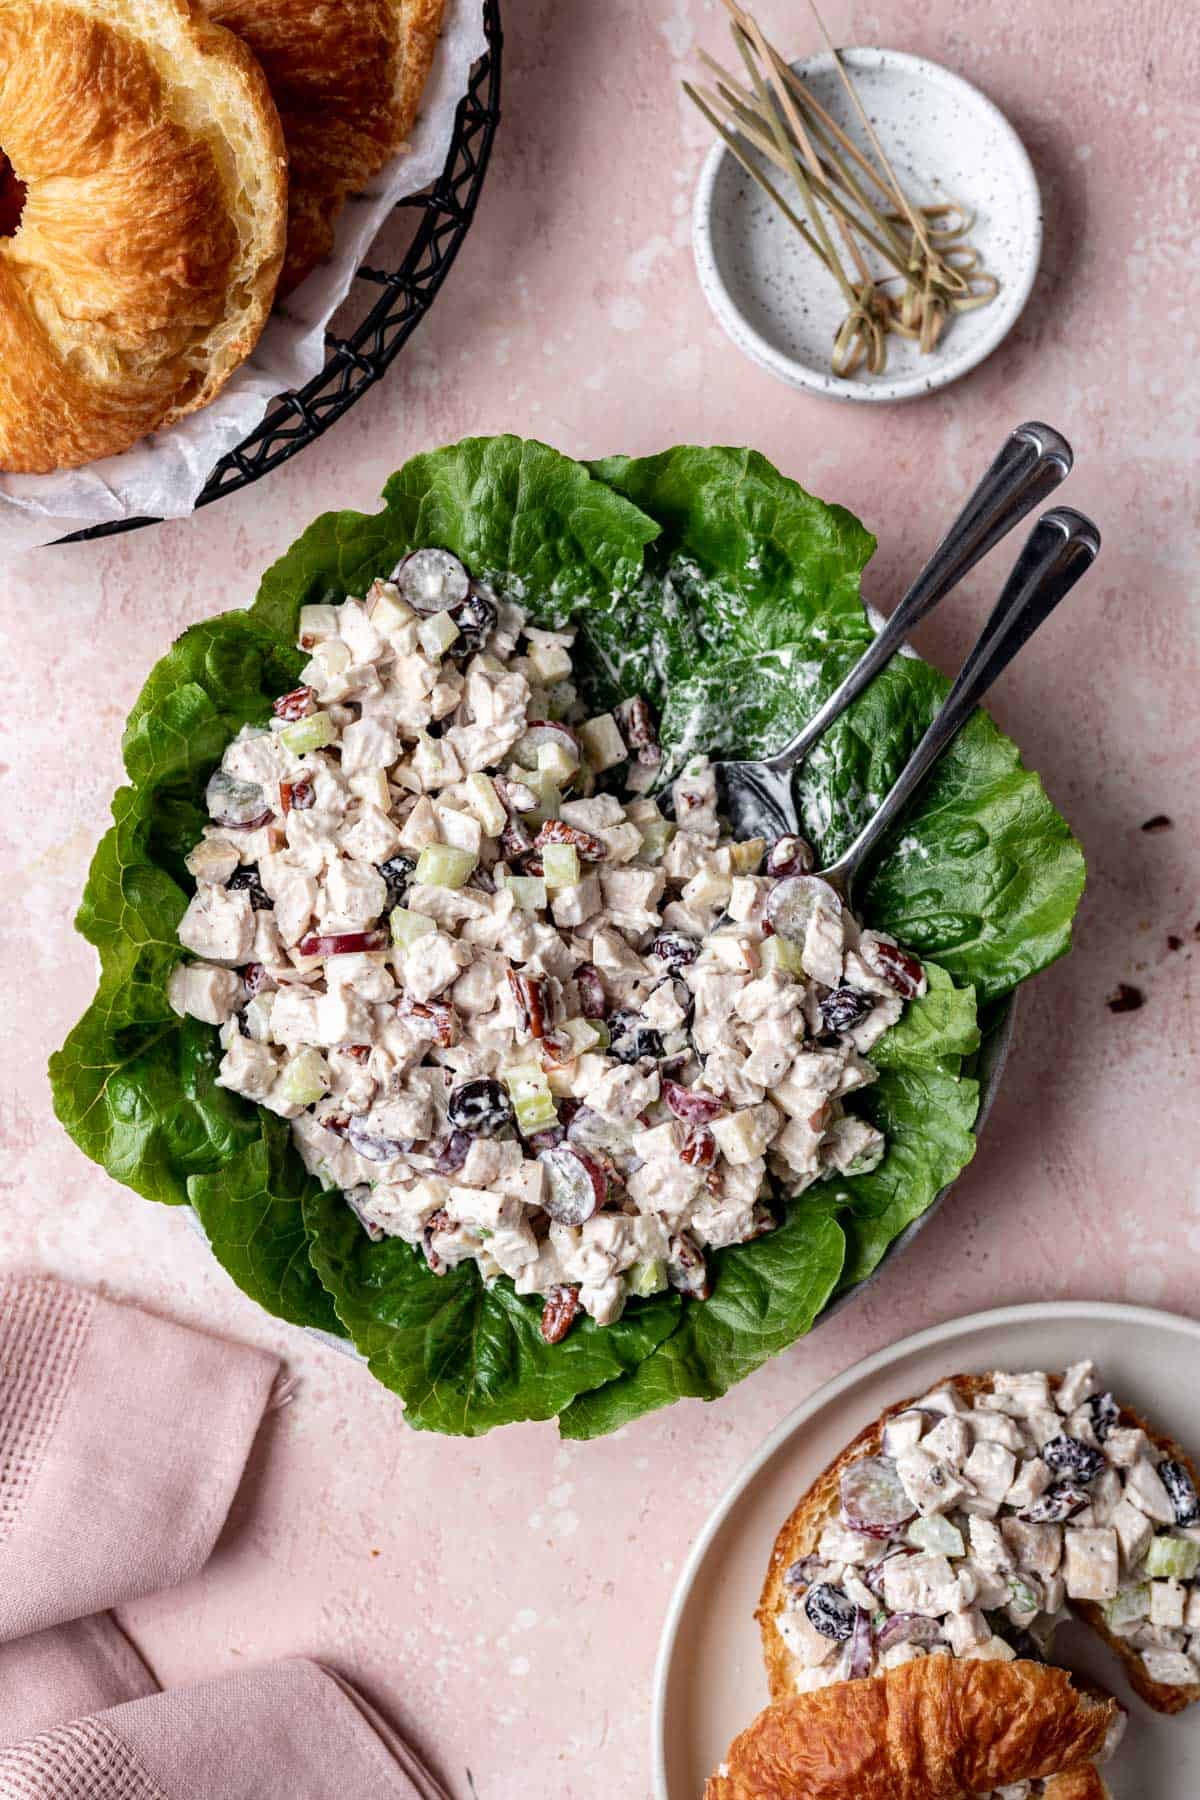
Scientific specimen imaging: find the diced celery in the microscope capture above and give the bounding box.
[730,836,767,875]
[542,843,580,888]
[1105,1583,1151,1628]
[638,819,675,863]
[414,843,477,889]
[627,1259,668,1298]
[465,770,507,836]
[907,1515,965,1557]
[760,934,807,977]
[280,711,336,754]
[1143,1537,1200,1580]
[390,906,437,949]
[506,1068,557,1132]
[1007,1574,1039,1615]
[278,1048,330,1107]
[417,611,460,659]
[590,1020,611,1051]
[507,875,547,910]
[524,772,562,826]
[537,740,580,785]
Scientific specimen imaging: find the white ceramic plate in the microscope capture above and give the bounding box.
[693,49,1042,403]
[653,1301,1200,1797]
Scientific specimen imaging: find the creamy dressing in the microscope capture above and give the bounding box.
[775,1360,1200,1703]
[170,551,927,1343]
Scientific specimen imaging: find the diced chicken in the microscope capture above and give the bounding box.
[177,884,254,965]
[216,1032,279,1102]
[168,961,243,1025]
[1064,1528,1119,1601]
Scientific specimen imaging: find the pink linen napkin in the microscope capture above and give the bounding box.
[0,1616,157,1746]
[0,1274,280,1642]
[0,1660,453,1799]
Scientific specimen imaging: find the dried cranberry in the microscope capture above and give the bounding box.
[524,1125,566,1154]
[1082,1391,1119,1442]
[533,818,607,861]
[666,1232,710,1300]
[818,987,873,1035]
[614,694,662,766]
[1159,1460,1200,1526]
[447,1077,513,1137]
[650,931,700,970]
[279,779,314,815]
[804,1583,856,1642]
[575,962,606,1019]
[869,941,925,999]
[508,969,548,1039]
[766,835,814,877]
[1042,1434,1105,1484]
[323,1114,350,1138]
[1107,983,1144,1013]
[273,685,315,721]
[540,1284,581,1345]
[609,1010,663,1064]
[228,865,272,910]
[447,588,498,654]
[342,1044,371,1064]
[242,961,268,995]
[378,854,416,912]
[663,1081,724,1125]
[1018,1483,1090,1523]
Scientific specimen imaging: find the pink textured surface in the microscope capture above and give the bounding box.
[2,2,1197,1795]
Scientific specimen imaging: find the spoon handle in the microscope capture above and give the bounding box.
[823,507,1100,895]
[763,422,1073,776]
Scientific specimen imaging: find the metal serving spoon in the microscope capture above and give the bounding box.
[799,506,1100,912]
[698,421,1074,843]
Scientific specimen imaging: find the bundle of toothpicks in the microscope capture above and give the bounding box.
[685,0,999,377]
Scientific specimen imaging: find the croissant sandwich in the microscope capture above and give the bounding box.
[705,1657,1116,1799]
[757,1361,1200,1718]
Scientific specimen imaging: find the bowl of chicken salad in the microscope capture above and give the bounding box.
[52,436,1085,1438]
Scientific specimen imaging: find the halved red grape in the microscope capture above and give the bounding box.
[863,1547,913,1598]
[783,1555,826,1590]
[845,1605,873,1679]
[511,720,581,772]
[298,929,389,957]
[839,1456,915,1539]
[663,1081,725,1126]
[574,962,607,1020]
[566,1106,632,1174]
[392,548,470,612]
[432,1130,472,1175]
[765,874,842,943]
[207,767,269,828]
[875,1613,943,1653]
[538,1145,606,1225]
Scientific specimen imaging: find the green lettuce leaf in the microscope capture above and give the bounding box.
[303,1187,680,1435]
[52,435,1083,1438]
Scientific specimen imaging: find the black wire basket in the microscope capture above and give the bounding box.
[67,0,502,543]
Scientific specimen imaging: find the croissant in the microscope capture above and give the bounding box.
[201,0,445,293]
[704,1657,1115,1799]
[0,0,286,472]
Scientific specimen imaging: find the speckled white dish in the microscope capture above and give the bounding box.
[693,48,1042,403]
[652,1301,1200,1798]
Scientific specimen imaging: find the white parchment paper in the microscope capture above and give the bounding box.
[0,0,487,555]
